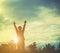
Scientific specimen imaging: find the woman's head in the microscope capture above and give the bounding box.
[18,26,22,30]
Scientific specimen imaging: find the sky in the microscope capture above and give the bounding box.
[0,0,60,46]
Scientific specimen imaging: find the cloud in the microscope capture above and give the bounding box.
[25,6,60,44]
[2,0,59,21]
[0,0,60,44]
[0,0,59,21]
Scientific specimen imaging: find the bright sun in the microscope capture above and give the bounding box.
[13,37,18,44]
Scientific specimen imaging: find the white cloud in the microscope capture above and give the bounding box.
[37,6,60,24]
[24,7,60,45]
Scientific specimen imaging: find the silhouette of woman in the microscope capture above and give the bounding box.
[13,20,26,50]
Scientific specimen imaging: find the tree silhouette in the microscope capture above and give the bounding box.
[28,42,37,53]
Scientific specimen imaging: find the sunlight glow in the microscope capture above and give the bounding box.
[13,37,18,44]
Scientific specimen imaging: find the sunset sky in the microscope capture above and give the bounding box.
[0,0,60,46]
